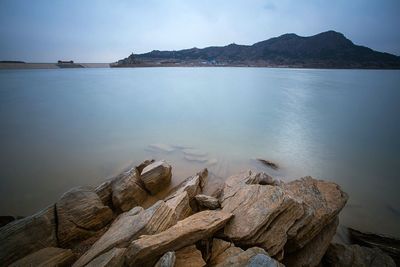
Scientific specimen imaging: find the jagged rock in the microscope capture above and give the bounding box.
[247,254,285,267]
[155,251,176,267]
[209,239,244,266]
[86,248,126,267]
[165,191,192,220]
[95,179,113,207]
[111,167,148,212]
[283,217,339,267]
[136,159,155,174]
[56,187,114,247]
[125,210,233,266]
[213,247,281,267]
[283,177,348,252]
[73,201,176,267]
[323,243,396,267]
[175,245,206,267]
[168,168,208,204]
[195,194,220,210]
[221,174,304,258]
[140,161,172,194]
[9,247,75,267]
[0,206,57,266]
[245,172,277,186]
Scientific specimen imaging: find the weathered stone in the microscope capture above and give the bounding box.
[175,245,206,267]
[9,247,75,267]
[95,179,113,207]
[111,167,149,212]
[140,161,172,194]
[257,159,279,170]
[0,206,57,266]
[165,191,192,220]
[246,172,275,185]
[155,251,176,267]
[323,243,396,267]
[56,187,114,247]
[209,239,244,266]
[125,210,233,266]
[168,168,208,201]
[283,177,348,252]
[73,201,176,267]
[247,254,285,267]
[213,247,275,267]
[195,194,220,210]
[283,217,339,267]
[86,248,126,267]
[136,159,155,174]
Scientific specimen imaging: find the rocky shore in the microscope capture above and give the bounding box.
[0,160,396,266]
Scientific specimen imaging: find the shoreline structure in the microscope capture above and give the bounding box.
[0,159,396,266]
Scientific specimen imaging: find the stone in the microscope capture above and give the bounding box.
[125,210,233,266]
[95,179,113,207]
[165,191,192,220]
[56,187,114,247]
[213,247,276,267]
[155,251,176,267]
[73,201,176,267]
[140,161,172,194]
[111,167,148,212]
[209,239,244,266]
[86,248,126,267]
[195,194,220,210]
[246,254,285,267]
[257,159,279,170]
[245,172,275,185]
[9,247,75,267]
[283,177,348,252]
[168,168,208,202]
[0,206,57,266]
[136,159,155,174]
[323,243,396,267]
[283,217,339,267]
[175,245,206,267]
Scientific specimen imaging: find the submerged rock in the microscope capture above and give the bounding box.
[140,161,172,195]
[9,247,76,267]
[257,158,279,170]
[125,210,233,266]
[175,245,206,267]
[195,194,221,210]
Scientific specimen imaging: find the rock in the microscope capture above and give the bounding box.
[111,167,148,212]
[283,217,339,267]
[148,143,175,153]
[323,243,396,267]
[184,154,209,163]
[221,176,304,258]
[166,191,192,220]
[136,159,155,174]
[95,179,113,207]
[0,206,57,266]
[125,210,233,266]
[56,187,114,247]
[0,216,23,228]
[183,148,207,157]
[213,247,279,267]
[195,194,220,210]
[73,201,176,267]
[9,247,75,267]
[155,251,176,267]
[348,227,400,265]
[245,172,275,185]
[209,239,244,266]
[86,248,126,267]
[246,254,284,267]
[168,168,208,202]
[175,245,206,267]
[257,159,279,170]
[140,161,172,194]
[283,177,348,252]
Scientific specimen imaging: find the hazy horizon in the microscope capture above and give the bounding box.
[1,0,399,63]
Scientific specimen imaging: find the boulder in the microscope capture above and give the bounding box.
[165,191,192,220]
[136,159,155,174]
[213,247,282,267]
[125,210,233,266]
[95,179,113,207]
[246,254,284,267]
[140,161,172,194]
[323,243,396,267]
[168,168,208,201]
[209,239,244,266]
[195,194,220,210]
[0,206,57,266]
[283,177,348,252]
[175,245,206,267]
[56,187,114,247]
[73,201,176,267]
[155,251,176,267]
[283,217,339,267]
[86,248,126,267]
[9,247,75,267]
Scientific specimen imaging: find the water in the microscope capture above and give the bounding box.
[0,67,399,238]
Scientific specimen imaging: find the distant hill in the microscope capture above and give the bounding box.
[114,31,400,69]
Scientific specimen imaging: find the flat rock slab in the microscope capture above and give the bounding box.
[175,245,206,267]
[141,161,172,194]
[195,194,220,210]
[9,247,75,267]
[125,210,233,266]
[86,247,126,267]
[165,191,192,220]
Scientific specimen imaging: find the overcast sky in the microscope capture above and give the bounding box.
[0,0,399,62]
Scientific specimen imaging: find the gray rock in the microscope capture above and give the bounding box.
[9,247,75,267]
[141,161,172,194]
[195,194,220,210]
[213,247,275,267]
[155,251,176,267]
[246,254,284,267]
[86,247,126,267]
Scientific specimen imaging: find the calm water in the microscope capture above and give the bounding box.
[0,68,399,237]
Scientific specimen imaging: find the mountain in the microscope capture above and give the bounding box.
[113,31,400,68]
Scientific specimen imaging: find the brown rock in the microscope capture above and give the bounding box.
[213,247,281,267]
[125,210,233,266]
[283,217,339,267]
[195,194,220,210]
[140,161,172,194]
[154,251,176,267]
[95,179,113,207]
[136,159,155,174]
[175,245,206,267]
[0,206,57,266]
[245,172,275,185]
[323,243,396,267]
[209,239,244,266]
[9,247,75,267]
[168,168,208,201]
[165,191,192,220]
[56,187,114,247]
[86,248,126,267]
[73,201,176,267]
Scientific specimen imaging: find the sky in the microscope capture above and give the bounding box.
[0,0,399,63]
